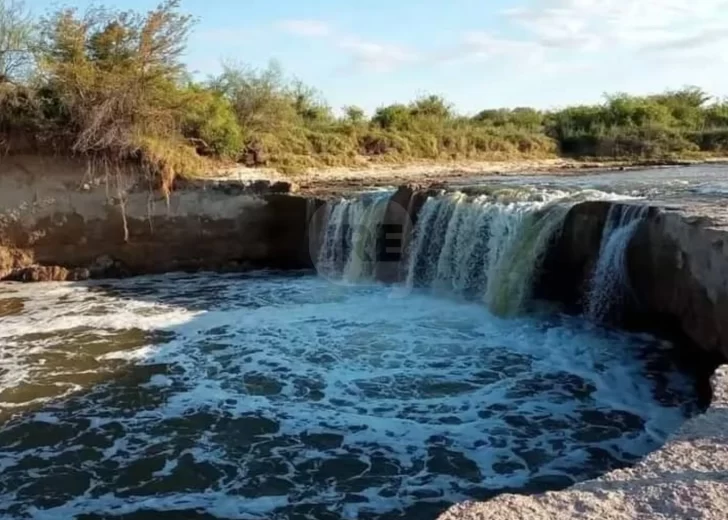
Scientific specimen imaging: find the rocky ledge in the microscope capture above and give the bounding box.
[439,364,728,520]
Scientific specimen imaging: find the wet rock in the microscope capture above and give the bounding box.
[537,200,728,363]
[90,254,115,276]
[271,181,298,194]
[89,255,130,278]
[374,184,434,283]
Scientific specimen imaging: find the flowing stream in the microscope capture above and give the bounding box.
[586,205,649,322]
[0,188,700,520]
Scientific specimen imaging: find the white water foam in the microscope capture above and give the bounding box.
[0,273,696,519]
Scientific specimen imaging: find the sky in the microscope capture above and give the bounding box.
[29,0,728,114]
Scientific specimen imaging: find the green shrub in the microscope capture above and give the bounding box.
[182,87,243,159]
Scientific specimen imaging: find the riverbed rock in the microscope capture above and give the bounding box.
[375,184,440,283]
[628,207,728,360]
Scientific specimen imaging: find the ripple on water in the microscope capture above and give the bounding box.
[0,296,25,317]
[0,273,700,519]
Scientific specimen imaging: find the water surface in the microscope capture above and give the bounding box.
[0,273,698,519]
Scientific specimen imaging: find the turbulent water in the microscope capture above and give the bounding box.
[0,272,698,519]
[0,185,704,519]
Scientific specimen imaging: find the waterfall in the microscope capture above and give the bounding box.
[586,204,649,322]
[317,189,574,314]
[404,192,572,315]
[316,188,644,318]
[317,193,390,281]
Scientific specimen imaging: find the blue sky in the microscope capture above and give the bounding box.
[31,0,728,114]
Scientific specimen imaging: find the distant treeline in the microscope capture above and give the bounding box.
[2,0,728,186]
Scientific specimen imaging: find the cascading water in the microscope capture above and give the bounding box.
[318,188,580,315]
[586,204,649,322]
[317,193,390,281]
[404,191,573,315]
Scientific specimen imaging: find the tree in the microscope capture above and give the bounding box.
[0,0,34,83]
[38,0,195,153]
[372,103,411,130]
[210,60,299,133]
[409,94,452,120]
[290,79,332,124]
[342,105,366,124]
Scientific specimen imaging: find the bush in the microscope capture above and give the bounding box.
[182,87,243,159]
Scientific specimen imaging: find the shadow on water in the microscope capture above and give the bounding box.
[0,271,708,520]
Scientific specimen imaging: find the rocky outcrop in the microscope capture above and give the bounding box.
[628,208,728,360]
[533,199,728,361]
[2,265,90,282]
[535,200,612,310]
[374,184,436,283]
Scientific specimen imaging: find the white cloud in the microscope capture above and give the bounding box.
[502,0,728,54]
[459,32,543,59]
[276,19,331,38]
[338,39,420,72]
